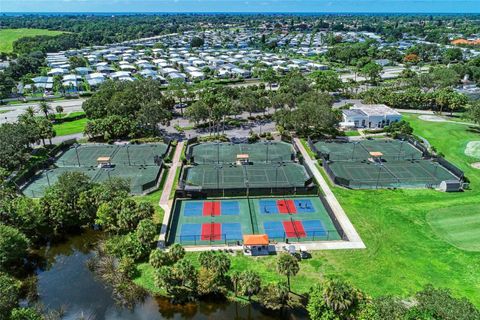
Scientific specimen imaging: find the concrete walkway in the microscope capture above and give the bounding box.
[158,141,185,247]
[293,138,365,249]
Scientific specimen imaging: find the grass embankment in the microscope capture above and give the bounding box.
[134,114,480,306]
[0,28,65,53]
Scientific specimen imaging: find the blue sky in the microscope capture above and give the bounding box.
[3,0,479,13]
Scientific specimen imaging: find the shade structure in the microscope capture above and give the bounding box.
[243,234,269,246]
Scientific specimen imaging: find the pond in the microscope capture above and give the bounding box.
[34,230,307,320]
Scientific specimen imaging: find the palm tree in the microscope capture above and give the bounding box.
[322,279,360,316]
[231,271,241,297]
[38,101,52,118]
[276,254,299,292]
[238,270,261,301]
[24,106,36,118]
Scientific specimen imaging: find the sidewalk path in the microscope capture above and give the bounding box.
[158,141,185,247]
[294,138,365,249]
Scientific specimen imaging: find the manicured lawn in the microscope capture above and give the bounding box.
[53,118,88,136]
[136,114,480,306]
[427,204,480,252]
[345,130,360,136]
[0,29,65,53]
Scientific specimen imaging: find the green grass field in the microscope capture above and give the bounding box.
[53,118,88,136]
[135,113,480,305]
[427,204,480,252]
[0,29,65,53]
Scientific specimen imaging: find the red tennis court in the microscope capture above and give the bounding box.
[282,220,306,238]
[201,223,221,240]
[277,200,297,214]
[203,201,221,216]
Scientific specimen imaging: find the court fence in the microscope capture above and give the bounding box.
[11,138,78,189]
[176,162,318,197]
[174,230,341,246]
[176,184,318,198]
[186,141,295,165]
[311,136,465,190]
[18,140,168,197]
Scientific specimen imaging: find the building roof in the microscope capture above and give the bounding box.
[343,109,367,117]
[353,105,401,117]
[243,234,269,246]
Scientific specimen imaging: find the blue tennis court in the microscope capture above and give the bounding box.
[221,201,240,215]
[294,199,315,213]
[303,220,326,237]
[259,200,279,214]
[222,223,243,240]
[263,221,284,239]
[184,202,203,216]
[180,223,202,241]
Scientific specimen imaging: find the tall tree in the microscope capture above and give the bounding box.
[37,101,52,119]
[276,254,299,291]
[238,270,261,301]
[0,224,29,271]
[310,70,343,93]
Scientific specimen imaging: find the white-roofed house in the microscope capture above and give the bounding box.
[188,71,205,81]
[341,103,402,129]
[85,73,105,88]
[47,68,68,76]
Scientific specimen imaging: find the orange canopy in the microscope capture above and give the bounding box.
[243,234,269,246]
[369,151,383,157]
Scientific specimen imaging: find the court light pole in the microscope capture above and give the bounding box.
[45,170,51,187]
[351,142,358,161]
[126,145,131,166]
[75,145,81,167]
[376,165,382,189]
[266,141,270,163]
[107,169,112,182]
[275,162,284,191]
[399,139,405,160]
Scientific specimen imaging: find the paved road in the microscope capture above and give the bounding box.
[0,98,86,124]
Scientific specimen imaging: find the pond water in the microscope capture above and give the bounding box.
[35,230,307,320]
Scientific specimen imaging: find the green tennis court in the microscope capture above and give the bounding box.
[22,165,161,197]
[314,138,460,189]
[184,163,310,189]
[188,141,294,164]
[167,196,342,246]
[56,143,168,167]
[22,143,168,197]
[327,158,459,189]
[22,167,100,198]
[315,139,423,161]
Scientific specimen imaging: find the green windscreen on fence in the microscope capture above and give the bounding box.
[314,139,423,162]
[184,162,310,189]
[189,141,294,164]
[315,139,460,189]
[22,143,167,197]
